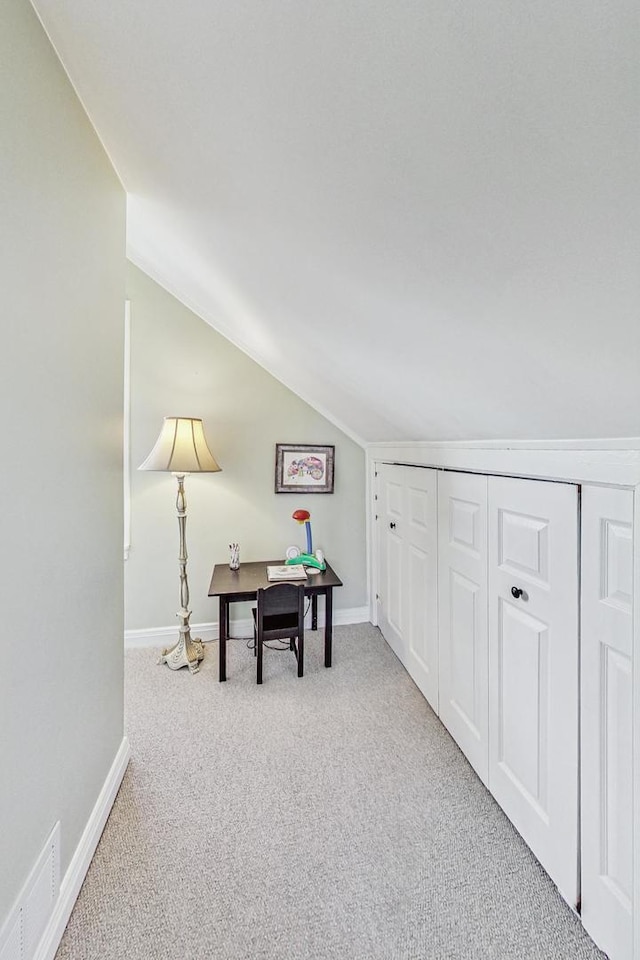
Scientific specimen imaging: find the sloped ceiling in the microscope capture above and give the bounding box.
[30,0,638,444]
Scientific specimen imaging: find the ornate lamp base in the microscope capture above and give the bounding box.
[158,612,205,674]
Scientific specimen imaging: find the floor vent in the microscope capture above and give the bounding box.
[0,823,60,960]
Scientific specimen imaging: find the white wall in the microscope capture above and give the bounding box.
[125,263,367,633]
[0,0,125,924]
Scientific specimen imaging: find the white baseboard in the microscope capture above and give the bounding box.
[32,737,130,960]
[125,606,371,648]
[333,606,370,627]
[124,623,218,648]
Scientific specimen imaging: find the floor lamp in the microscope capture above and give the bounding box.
[139,417,221,674]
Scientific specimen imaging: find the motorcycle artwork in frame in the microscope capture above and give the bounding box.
[275,443,335,494]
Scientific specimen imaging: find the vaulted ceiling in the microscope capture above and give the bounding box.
[30,0,638,444]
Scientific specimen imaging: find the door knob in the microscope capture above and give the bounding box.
[389,522,396,530]
[511,586,523,599]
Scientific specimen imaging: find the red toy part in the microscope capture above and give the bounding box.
[292,509,313,554]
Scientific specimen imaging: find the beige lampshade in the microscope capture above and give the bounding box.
[139,417,222,473]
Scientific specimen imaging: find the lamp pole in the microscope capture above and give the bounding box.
[157,473,205,673]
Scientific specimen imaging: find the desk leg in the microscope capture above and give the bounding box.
[324,588,333,668]
[311,594,318,631]
[219,597,228,682]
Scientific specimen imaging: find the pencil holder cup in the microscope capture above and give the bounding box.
[229,543,240,570]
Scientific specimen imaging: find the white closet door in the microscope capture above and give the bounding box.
[488,476,579,906]
[377,463,438,711]
[438,471,489,785]
[581,486,633,960]
[377,463,406,664]
[404,467,438,711]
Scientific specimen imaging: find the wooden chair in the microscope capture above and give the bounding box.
[252,582,305,684]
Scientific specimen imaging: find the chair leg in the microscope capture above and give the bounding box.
[297,634,304,677]
[257,637,263,684]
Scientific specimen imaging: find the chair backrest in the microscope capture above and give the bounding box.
[256,582,305,629]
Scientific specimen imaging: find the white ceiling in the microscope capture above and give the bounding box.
[31,0,639,444]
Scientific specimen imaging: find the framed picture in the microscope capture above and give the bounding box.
[275,443,335,494]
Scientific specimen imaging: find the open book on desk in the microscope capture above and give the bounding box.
[267,564,307,581]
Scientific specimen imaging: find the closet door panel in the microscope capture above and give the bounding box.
[438,472,488,783]
[377,464,405,663]
[376,464,438,711]
[496,601,549,807]
[581,486,633,960]
[404,470,438,711]
[488,476,579,907]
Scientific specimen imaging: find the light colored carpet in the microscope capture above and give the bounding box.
[56,624,605,960]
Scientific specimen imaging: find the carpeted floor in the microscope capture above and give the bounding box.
[55,624,605,960]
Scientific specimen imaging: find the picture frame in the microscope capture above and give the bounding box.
[275,443,335,494]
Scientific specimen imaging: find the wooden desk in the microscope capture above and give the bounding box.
[208,560,343,681]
